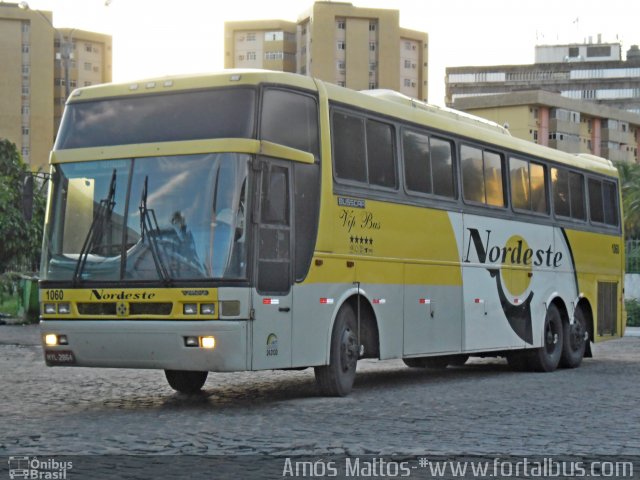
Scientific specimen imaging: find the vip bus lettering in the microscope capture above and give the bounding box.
[464,228,562,268]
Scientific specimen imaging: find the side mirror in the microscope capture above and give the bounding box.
[22,174,34,222]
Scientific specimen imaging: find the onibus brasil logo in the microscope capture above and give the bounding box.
[8,456,72,479]
[463,228,564,345]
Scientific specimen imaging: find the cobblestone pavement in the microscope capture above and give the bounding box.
[1,324,639,460]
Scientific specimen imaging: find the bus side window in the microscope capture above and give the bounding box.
[461,145,485,204]
[430,137,455,198]
[403,129,432,194]
[510,157,547,214]
[552,168,570,217]
[603,181,619,226]
[366,119,396,188]
[588,178,605,223]
[261,89,319,157]
[569,172,586,220]
[461,145,504,207]
[333,112,366,183]
[589,178,620,227]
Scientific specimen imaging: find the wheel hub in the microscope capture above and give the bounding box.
[340,328,358,373]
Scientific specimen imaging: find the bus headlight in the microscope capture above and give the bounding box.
[44,303,56,314]
[57,303,71,314]
[200,336,216,349]
[183,304,197,315]
[200,304,215,315]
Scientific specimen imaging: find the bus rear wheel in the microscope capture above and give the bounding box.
[315,304,358,396]
[527,304,564,372]
[560,307,588,368]
[165,370,208,394]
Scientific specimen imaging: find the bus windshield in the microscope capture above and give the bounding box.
[42,153,249,283]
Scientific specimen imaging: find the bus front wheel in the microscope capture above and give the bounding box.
[315,304,358,396]
[165,370,208,394]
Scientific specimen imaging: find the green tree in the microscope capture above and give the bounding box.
[0,139,46,272]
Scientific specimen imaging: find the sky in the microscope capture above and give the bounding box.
[18,0,640,105]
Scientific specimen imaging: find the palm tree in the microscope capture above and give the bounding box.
[615,161,640,239]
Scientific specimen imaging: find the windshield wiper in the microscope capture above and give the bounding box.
[139,176,171,285]
[73,169,117,285]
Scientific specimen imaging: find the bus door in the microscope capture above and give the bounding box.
[251,158,293,370]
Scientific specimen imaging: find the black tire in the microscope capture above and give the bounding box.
[315,304,359,396]
[165,370,208,394]
[507,351,529,371]
[527,303,564,372]
[447,354,470,367]
[403,356,450,369]
[560,307,588,368]
[403,357,429,368]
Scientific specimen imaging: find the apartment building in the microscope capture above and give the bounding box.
[225,2,428,101]
[0,3,111,170]
[446,40,640,115]
[451,90,640,164]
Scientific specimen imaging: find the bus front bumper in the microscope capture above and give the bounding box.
[40,320,248,371]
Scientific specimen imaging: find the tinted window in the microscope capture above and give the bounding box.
[261,89,319,157]
[333,112,366,182]
[333,110,396,189]
[603,181,619,226]
[367,120,395,188]
[461,145,485,203]
[569,172,586,220]
[589,178,619,227]
[552,168,585,221]
[530,162,547,213]
[403,130,454,198]
[588,178,604,223]
[431,137,455,198]
[403,130,431,194]
[484,151,504,207]
[461,145,504,207]
[509,157,547,213]
[56,88,256,149]
[552,168,570,217]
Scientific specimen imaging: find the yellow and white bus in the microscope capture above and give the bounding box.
[40,70,625,396]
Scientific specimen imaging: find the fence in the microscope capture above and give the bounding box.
[627,240,640,274]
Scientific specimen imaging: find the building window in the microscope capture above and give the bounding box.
[337,81,345,87]
[370,62,377,70]
[247,51,256,60]
[85,43,92,52]
[336,20,345,30]
[84,62,92,71]
[587,45,611,57]
[246,33,256,42]
[337,41,345,50]
[369,42,376,51]
[404,59,411,69]
[568,46,579,57]
[22,45,30,53]
[265,31,283,41]
[369,82,377,89]
[369,22,376,31]
[22,126,29,135]
[403,78,411,87]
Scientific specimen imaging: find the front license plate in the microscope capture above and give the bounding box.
[45,350,76,365]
